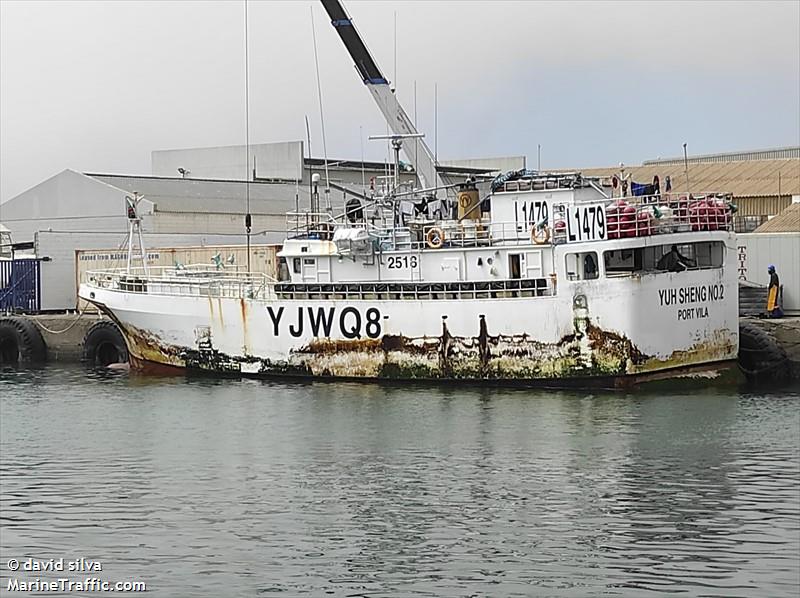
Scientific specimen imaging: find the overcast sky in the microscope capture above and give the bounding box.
[1,0,798,203]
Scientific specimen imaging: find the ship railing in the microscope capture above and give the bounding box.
[550,192,735,244]
[286,211,343,240]
[286,211,399,245]
[366,220,551,250]
[85,266,277,300]
[286,209,553,249]
[495,172,589,193]
[397,220,585,248]
[368,198,732,250]
[274,278,555,301]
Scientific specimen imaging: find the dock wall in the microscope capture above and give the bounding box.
[31,313,103,361]
[742,316,800,382]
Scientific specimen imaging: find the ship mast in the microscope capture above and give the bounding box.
[124,192,149,276]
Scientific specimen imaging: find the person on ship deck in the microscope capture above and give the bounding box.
[657,245,695,273]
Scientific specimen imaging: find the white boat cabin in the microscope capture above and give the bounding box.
[276,172,733,300]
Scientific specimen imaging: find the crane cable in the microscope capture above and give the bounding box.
[244,0,252,272]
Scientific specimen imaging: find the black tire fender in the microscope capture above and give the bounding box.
[0,316,47,363]
[82,320,129,366]
[738,320,788,381]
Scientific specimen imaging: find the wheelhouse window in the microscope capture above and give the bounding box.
[565,251,599,281]
[604,241,725,277]
[293,258,301,274]
[692,241,725,268]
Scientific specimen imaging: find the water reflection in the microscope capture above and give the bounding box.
[1,367,798,597]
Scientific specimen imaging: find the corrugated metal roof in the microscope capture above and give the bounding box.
[754,203,800,233]
[643,146,800,165]
[576,158,800,198]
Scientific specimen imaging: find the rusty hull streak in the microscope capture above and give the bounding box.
[108,308,734,385]
[122,324,186,369]
[630,329,737,375]
[291,317,736,382]
[128,353,186,375]
[290,315,654,380]
[239,298,250,354]
[123,322,276,375]
[208,296,225,330]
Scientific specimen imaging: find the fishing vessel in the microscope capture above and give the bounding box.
[78,0,739,387]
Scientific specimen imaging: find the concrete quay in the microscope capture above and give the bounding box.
[31,313,103,361]
[741,316,800,382]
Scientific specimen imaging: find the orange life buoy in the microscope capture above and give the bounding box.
[426,227,445,249]
[531,225,550,245]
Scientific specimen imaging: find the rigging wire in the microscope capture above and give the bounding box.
[414,80,418,190]
[434,82,438,165]
[393,11,397,91]
[244,0,252,271]
[305,115,313,206]
[360,125,366,197]
[310,6,330,207]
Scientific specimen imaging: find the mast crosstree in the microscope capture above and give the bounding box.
[320,0,446,193]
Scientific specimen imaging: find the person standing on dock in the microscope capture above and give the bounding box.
[766,265,783,318]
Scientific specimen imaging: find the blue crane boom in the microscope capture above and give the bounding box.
[319,0,446,192]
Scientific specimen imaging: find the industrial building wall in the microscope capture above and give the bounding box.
[89,173,306,218]
[736,233,800,314]
[441,156,526,172]
[736,195,792,217]
[151,212,286,242]
[0,169,154,243]
[301,165,418,191]
[151,141,304,181]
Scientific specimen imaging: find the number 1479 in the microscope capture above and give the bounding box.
[567,204,606,242]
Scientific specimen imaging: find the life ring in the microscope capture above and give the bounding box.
[531,225,550,245]
[426,227,445,249]
[82,320,129,366]
[0,316,47,363]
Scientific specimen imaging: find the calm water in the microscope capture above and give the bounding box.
[1,366,798,597]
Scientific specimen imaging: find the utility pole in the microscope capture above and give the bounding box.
[683,142,690,194]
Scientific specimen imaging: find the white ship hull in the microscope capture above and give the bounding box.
[80,243,738,387]
[81,172,742,388]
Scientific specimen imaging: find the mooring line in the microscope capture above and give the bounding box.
[31,308,89,334]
